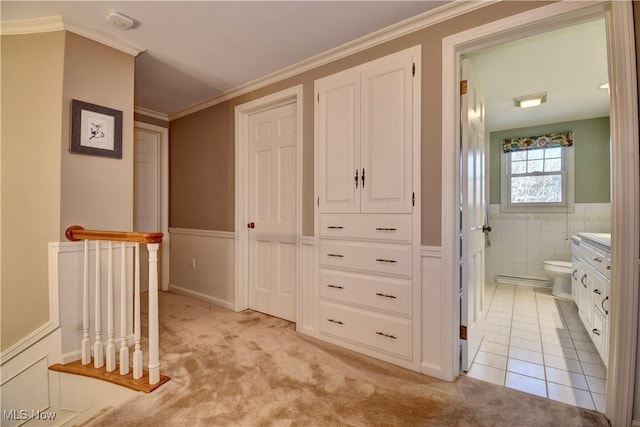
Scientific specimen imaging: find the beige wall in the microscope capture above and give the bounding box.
[60,33,135,236]
[170,1,552,244]
[1,32,66,351]
[1,31,136,352]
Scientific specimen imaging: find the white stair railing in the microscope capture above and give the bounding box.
[65,225,164,386]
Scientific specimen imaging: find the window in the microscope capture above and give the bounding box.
[500,132,574,213]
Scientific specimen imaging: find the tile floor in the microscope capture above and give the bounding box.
[468,282,607,413]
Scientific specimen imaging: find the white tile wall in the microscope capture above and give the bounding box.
[485,203,611,282]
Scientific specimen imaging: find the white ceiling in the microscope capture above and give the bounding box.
[2,1,448,116]
[469,18,610,132]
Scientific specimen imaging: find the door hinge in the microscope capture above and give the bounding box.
[460,80,468,95]
[412,63,415,76]
[460,325,468,340]
[412,192,415,206]
[317,93,319,103]
[317,196,319,207]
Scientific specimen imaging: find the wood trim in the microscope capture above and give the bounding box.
[49,360,170,393]
[169,227,235,239]
[65,225,163,244]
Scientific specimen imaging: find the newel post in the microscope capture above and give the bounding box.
[147,242,160,385]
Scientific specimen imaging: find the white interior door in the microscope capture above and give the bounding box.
[248,102,297,322]
[460,57,487,371]
[134,127,160,292]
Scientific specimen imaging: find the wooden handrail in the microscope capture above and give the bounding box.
[66,225,163,244]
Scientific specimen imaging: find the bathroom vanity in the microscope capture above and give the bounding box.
[571,232,611,367]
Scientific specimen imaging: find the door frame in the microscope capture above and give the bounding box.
[441,1,638,425]
[234,85,304,318]
[134,121,170,291]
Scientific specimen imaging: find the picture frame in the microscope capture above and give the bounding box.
[70,99,123,159]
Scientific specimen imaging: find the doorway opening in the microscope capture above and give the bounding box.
[443,2,639,424]
[464,18,610,412]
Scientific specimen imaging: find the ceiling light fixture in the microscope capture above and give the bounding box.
[106,11,135,31]
[514,92,547,109]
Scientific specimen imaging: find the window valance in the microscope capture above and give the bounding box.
[502,131,574,153]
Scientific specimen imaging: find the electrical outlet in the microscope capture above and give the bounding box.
[191,257,196,269]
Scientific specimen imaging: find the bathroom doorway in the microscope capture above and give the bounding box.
[465,16,610,413]
[442,2,640,420]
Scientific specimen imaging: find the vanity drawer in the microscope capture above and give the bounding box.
[319,214,412,243]
[319,269,411,316]
[319,241,412,278]
[319,302,412,359]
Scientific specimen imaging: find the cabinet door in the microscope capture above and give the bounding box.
[360,54,413,213]
[317,72,361,213]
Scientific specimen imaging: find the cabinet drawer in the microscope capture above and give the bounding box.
[591,308,607,367]
[319,302,412,359]
[319,269,411,316]
[319,214,412,243]
[319,241,412,278]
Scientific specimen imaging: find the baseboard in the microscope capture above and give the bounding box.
[0,322,59,366]
[421,361,450,382]
[168,284,235,311]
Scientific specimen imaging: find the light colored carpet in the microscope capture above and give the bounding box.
[89,291,608,426]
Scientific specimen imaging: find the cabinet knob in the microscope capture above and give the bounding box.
[247,222,255,229]
[592,328,601,336]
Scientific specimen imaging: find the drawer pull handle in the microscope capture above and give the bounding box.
[375,227,397,231]
[593,289,602,295]
[327,226,344,230]
[572,269,578,280]
[327,253,344,258]
[592,328,601,336]
[593,257,603,263]
[327,284,344,290]
[602,296,609,315]
[327,318,344,325]
[376,331,397,339]
[376,292,397,299]
[375,258,397,263]
[581,274,588,288]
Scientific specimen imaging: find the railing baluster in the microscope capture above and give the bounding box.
[65,226,165,386]
[119,242,129,375]
[133,243,143,379]
[81,240,91,365]
[106,242,116,372]
[147,243,160,385]
[94,241,104,368]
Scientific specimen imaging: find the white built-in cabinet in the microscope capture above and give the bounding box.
[311,46,421,370]
[571,233,611,366]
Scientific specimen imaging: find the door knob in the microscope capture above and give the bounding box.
[482,225,492,233]
[247,222,255,229]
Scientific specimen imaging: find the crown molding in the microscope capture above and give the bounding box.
[169,0,499,120]
[1,15,65,35]
[1,15,145,57]
[135,107,170,122]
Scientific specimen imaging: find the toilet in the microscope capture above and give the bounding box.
[543,260,573,299]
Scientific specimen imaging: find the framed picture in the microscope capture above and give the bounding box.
[70,99,123,159]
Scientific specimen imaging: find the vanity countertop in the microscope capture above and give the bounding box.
[576,232,611,250]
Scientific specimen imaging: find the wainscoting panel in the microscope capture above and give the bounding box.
[0,328,61,427]
[421,246,446,380]
[168,228,235,310]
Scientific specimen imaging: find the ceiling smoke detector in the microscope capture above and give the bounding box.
[106,11,135,31]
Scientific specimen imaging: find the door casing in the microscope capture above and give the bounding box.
[442,2,638,425]
[134,121,170,291]
[235,85,304,321]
